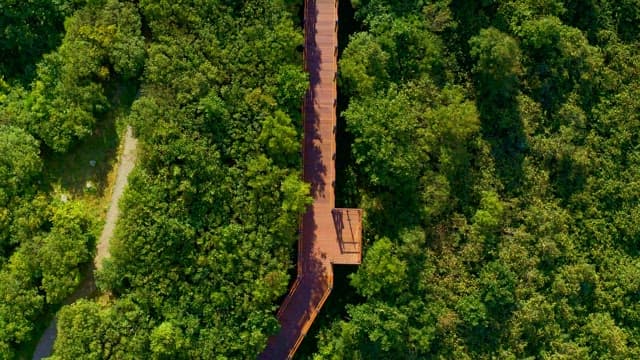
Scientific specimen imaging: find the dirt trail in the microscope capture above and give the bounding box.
[94,126,138,270]
[32,126,138,360]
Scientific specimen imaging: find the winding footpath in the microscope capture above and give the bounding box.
[94,126,138,271]
[260,1,363,359]
[32,126,138,360]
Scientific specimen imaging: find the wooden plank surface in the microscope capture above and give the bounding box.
[259,1,361,358]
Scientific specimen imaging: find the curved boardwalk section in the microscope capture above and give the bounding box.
[260,0,362,359]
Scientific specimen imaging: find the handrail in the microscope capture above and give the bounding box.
[286,273,334,359]
[276,275,303,318]
[261,1,363,358]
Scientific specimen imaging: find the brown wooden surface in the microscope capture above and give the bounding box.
[332,208,362,264]
[260,0,362,358]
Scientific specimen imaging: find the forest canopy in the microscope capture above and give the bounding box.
[50,0,310,359]
[315,0,640,358]
[1,0,640,359]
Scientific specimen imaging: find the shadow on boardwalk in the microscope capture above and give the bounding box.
[260,1,362,359]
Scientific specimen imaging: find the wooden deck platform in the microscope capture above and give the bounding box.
[259,0,362,359]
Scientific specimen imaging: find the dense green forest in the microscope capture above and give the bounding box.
[51,1,309,358]
[1,0,640,359]
[1,0,141,357]
[316,0,640,358]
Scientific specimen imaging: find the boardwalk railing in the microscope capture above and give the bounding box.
[260,1,362,358]
[288,272,334,359]
[332,208,362,256]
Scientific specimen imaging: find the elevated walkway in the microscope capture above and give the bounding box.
[259,1,362,358]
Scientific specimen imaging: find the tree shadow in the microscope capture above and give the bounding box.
[38,80,139,200]
[477,95,527,196]
[294,264,362,359]
[304,95,329,200]
[40,115,119,199]
[303,4,329,198]
[263,1,339,356]
[263,202,336,359]
[447,0,497,74]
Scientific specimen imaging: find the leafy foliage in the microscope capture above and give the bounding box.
[2,0,145,152]
[0,0,83,79]
[52,0,309,358]
[314,0,640,358]
[0,200,95,359]
[2,0,640,358]
[0,1,142,357]
[0,126,42,258]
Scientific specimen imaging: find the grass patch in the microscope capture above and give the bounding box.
[41,111,120,220]
[40,82,137,221]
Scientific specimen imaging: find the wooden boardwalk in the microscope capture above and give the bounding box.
[260,0,362,359]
